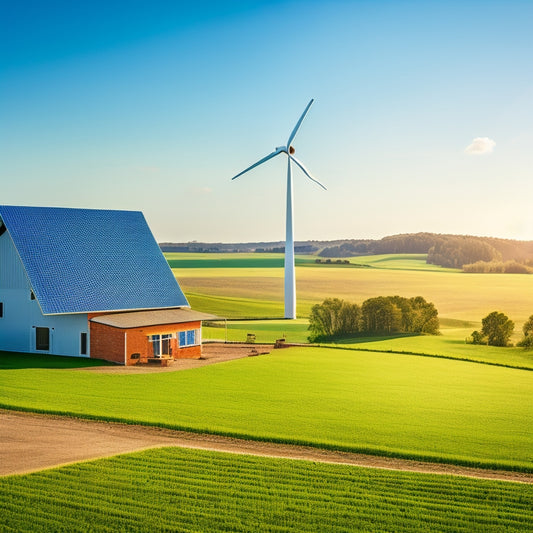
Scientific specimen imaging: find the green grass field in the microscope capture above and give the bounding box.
[165,252,316,269]
[347,253,461,272]
[334,328,533,370]
[1,348,532,471]
[1,447,531,533]
[202,323,533,369]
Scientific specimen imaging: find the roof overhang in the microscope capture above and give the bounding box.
[89,308,220,329]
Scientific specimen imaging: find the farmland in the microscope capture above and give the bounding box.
[178,252,533,367]
[171,253,533,325]
[1,447,531,532]
[2,251,533,531]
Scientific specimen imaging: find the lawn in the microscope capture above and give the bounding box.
[1,348,532,471]
[1,447,531,533]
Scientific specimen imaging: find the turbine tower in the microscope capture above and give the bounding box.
[232,99,326,319]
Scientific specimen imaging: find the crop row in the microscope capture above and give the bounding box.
[1,448,532,532]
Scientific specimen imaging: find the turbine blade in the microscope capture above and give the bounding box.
[287,99,314,148]
[290,155,327,190]
[231,149,282,180]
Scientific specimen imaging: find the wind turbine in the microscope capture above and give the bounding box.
[232,99,326,319]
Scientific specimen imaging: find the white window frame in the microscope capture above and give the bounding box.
[178,329,201,347]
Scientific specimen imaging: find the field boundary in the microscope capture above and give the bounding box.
[2,406,531,474]
[318,344,533,371]
[2,409,532,483]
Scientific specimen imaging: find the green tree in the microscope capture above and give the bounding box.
[408,296,440,334]
[517,314,533,349]
[361,295,439,335]
[361,297,402,334]
[480,311,514,347]
[308,298,360,341]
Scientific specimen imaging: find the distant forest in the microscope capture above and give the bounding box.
[160,232,533,272]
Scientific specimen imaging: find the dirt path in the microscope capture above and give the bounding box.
[1,410,531,484]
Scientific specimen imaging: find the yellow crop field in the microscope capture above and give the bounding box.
[173,254,533,325]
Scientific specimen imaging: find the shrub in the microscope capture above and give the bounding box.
[469,330,487,345]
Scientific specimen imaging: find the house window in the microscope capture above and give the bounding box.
[35,327,50,351]
[80,332,88,355]
[149,334,172,357]
[0,302,3,318]
[178,329,200,347]
[30,291,36,300]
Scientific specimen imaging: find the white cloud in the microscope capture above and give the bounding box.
[464,137,496,155]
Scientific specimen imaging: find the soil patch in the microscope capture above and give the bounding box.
[1,410,531,483]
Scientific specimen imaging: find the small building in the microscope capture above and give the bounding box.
[0,205,215,365]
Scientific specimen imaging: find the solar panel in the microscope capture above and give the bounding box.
[0,205,189,314]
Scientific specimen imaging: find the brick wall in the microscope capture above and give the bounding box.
[89,320,125,364]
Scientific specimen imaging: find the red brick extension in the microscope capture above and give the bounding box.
[89,316,202,365]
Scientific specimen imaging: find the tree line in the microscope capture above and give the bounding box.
[308,296,440,342]
[318,232,533,271]
[463,260,533,274]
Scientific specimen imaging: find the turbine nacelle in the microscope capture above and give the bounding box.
[275,145,295,155]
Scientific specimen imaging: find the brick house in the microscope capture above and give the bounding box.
[0,205,215,365]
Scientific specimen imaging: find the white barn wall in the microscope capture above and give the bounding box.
[0,231,89,357]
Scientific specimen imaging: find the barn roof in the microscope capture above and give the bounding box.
[0,205,189,315]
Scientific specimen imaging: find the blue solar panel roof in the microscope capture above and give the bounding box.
[0,205,189,315]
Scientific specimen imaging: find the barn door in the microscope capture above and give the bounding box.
[35,327,50,351]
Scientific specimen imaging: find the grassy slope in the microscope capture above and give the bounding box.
[1,348,532,470]
[347,253,461,272]
[2,448,531,533]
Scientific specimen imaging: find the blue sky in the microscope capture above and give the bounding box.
[2,1,533,242]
